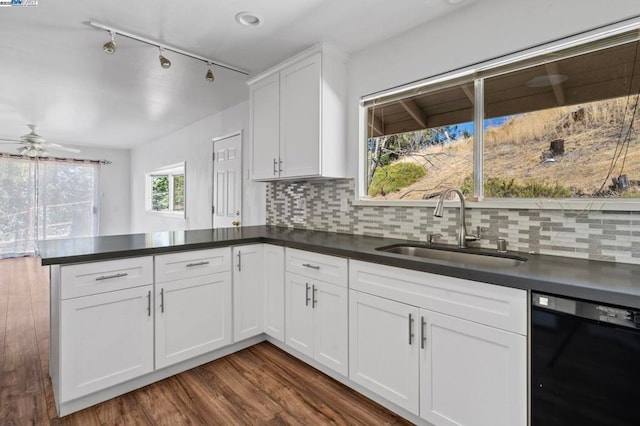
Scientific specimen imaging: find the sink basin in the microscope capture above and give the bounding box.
[376,244,527,268]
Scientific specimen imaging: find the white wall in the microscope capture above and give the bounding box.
[346,0,640,177]
[75,145,131,236]
[130,100,266,233]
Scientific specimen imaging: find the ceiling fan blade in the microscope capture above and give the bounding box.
[0,138,22,144]
[43,143,81,153]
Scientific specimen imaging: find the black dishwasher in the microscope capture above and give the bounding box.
[531,292,640,425]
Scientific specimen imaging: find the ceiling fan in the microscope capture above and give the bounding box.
[0,125,81,157]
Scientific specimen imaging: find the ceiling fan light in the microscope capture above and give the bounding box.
[103,31,116,55]
[205,64,214,82]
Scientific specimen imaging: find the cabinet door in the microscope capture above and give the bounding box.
[314,281,348,376]
[285,272,314,358]
[279,53,321,178]
[155,273,232,369]
[233,245,264,342]
[250,73,280,180]
[349,290,420,415]
[420,310,526,426]
[60,285,153,401]
[263,245,285,341]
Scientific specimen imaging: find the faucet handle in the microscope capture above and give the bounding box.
[427,233,443,244]
[476,226,488,239]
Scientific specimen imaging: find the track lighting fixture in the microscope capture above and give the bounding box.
[205,62,215,82]
[88,21,250,83]
[103,31,116,55]
[158,48,171,69]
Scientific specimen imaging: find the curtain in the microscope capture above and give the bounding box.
[0,155,100,258]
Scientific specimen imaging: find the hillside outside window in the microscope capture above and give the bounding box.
[360,23,640,206]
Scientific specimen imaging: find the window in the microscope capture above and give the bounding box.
[145,162,186,216]
[0,156,100,258]
[360,23,640,207]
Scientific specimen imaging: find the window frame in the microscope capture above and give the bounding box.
[357,17,640,211]
[145,162,186,217]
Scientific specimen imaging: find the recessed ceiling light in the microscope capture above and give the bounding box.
[235,12,262,27]
[445,0,466,4]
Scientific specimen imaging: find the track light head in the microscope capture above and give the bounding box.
[159,48,171,69]
[103,31,116,55]
[205,63,214,82]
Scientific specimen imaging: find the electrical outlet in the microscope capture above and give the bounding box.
[295,198,305,209]
[340,198,349,212]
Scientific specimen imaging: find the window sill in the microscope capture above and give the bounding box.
[145,210,186,218]
[353,198,640,212]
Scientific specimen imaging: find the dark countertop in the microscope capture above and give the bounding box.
[38,225,640,309]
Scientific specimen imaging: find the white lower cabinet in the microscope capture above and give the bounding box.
[285,272,348,376]
[263,245,285,341]
[233,245,264,342]
[420,310,526,426]
[155,272,232,369]
[349,290,420,414]
[349,260,527,426]
[60,285,154,402]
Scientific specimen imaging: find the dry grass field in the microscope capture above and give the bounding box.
[373,96,640,200]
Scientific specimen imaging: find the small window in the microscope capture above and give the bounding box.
[145,162,186,216]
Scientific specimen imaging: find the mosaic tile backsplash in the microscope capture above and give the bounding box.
[266,178,640,265]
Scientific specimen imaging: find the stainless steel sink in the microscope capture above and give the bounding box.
[376,244,527,268]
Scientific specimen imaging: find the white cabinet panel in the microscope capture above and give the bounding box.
[263,245,285,341]
[279,53,321,178]
[285,272,314,358]
[250,73,280,180]
[349,290,420,414]
[233,245,264,342]
[61,256,153,299]
[60,285,153,401]
[420,310,527,426]
[314,281,348,376]
[155,273,232,369]
[350,259,527,335]
[286,248,348,287]
[155,248,230,283]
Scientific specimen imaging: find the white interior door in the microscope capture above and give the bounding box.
[213,133,242,228]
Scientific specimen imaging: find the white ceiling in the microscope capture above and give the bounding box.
[0,0,469,150]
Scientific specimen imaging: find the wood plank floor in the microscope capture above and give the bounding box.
[0,256,412,426]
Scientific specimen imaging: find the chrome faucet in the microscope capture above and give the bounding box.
[433,188,477,248]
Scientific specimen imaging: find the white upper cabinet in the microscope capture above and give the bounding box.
[249,44,348,181]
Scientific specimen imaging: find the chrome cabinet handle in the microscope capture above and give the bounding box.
[237,251,241,271]
[305,283,311,306]
[409,314,415,345]
[279,158,283,174]
[421,316,426,349]
[147,290,151,317]
[312,285,317,308]
[273,158,278,176]
[302,263,320,270]
[160,288,165,313]
[95,272,128,281]
[186,261,209,268]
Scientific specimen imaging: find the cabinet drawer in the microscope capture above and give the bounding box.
[155,248,231,283]
[285,248,348,287]
[349,260,527,335]
[61,257,153,299]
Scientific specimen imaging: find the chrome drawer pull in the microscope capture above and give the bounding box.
[421,316,426,349]
[312,285,317,308]
[302,263,320,270]
[305,283,311,306]
[409,314,415,345]
[147,290,151,317]
[186,261,209,268]
[95,272,128,281]
[160,288,165,313]
[237,251,242,271]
